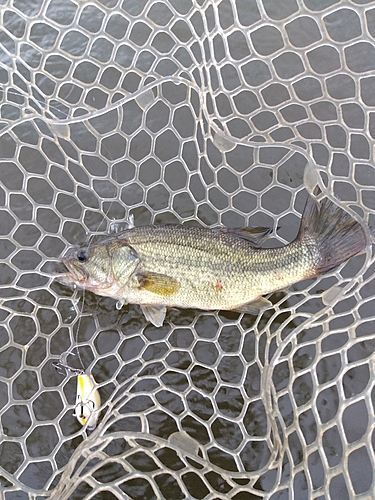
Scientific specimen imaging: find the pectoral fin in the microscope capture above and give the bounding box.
[233,297,272,315]
[220,226,272,247]
[141,304,167,327]
[137,272,179,296]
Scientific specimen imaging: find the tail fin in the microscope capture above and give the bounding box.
[298,194,368,275]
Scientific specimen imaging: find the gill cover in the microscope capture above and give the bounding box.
[109,242,140,282]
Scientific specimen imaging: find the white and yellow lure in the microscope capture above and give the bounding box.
[54,361,101,430]
[74,373,101,430]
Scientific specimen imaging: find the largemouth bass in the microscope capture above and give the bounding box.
[59,194,369,327]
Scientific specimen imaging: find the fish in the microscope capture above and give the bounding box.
[74,373,101,430]
[58,194,369,327]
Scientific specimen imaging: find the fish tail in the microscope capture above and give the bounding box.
[298,194,368,274]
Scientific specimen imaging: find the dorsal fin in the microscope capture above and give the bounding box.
[219,226,273,247]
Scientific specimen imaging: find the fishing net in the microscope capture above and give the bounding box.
[0,0,374,498]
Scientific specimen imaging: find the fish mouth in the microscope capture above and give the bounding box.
[58,257,88,286]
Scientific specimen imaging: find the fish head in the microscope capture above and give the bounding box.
[59,239,140,293]
[60,244,113,291]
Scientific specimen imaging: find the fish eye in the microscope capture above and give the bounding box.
[77,249,89,262]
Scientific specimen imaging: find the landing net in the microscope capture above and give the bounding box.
[0,0,374,499]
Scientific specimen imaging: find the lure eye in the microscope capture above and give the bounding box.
[77,249,89,262]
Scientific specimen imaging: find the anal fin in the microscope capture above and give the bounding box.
[232,297,272,315]
[141,304,167,327]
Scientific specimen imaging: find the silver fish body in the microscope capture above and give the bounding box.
[59,194,368,327]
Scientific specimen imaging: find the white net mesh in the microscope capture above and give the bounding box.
[0,0,375,498]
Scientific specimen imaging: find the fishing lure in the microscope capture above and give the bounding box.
[53,362,101,430]
[74,372,101,431]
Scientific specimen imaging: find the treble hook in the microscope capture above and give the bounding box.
[52,361,85,376]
